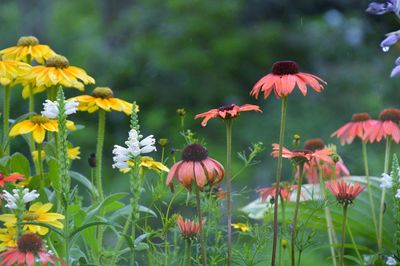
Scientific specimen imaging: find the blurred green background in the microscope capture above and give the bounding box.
[2,0,400,264]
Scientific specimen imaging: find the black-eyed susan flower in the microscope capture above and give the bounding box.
[71,87,134,115]
[119,156,168,173]
[0,227,16,251]
[0,202,64,235]
[0,58,31,87]
[32,146,81,161]
[9,115,75,144]
[0,36,56,64]
[231,223,251,232]
[21,54,95,98]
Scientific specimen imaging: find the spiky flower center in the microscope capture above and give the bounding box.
[303,138,325,151]
[379,108,400,123]
[30,115,50,124]
[17,234,43,253]
[92,87,114,99]
[351,113,371,122]
[46,55,70,68]
[23,211,39,221]
[182,144,208,162]
[17,36,39,47]
[272,61,299,75]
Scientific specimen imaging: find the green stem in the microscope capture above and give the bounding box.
[340,205,348,266]
[271,96,287,266]
[362,141,379,248]
[96,109,106,258]
[3,85,10,156]
[291,164,304,266]
[378,137,392,251]
[28,84,36,158]
[297,251,302,266]
[37,143,44,188]
[225,119,233,266]
[347,221,362,264]
[185,239,192,266]
[195,186,207,266]
[110,212,133,265]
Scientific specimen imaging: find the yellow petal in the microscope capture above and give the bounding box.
[9,120,36,136]
[32,126,46,144]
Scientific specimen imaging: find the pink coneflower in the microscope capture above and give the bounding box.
[325,180,365,206]
[177,215,203,240]
[166,144,224,191]
[0,233,64,266]
[304,158,350,184]
[0,172,24,187]
[271,142,334,165]
[257,183,297,202]
[194,104,262,126]
[363,109,400,143]
[331,113,377,145]
[250,61,327,99]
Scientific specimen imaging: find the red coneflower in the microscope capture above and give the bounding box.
[0,172,24,187]
[166,144,224,191]
[364,108,400,143]
[250,61,327,99]
[194,104,262,126]
[331,113,377,145]
[325,180,365,206]
[0,233,64,266]
[177,215,203,240]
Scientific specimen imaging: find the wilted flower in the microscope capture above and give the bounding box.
[0,233,63,265]
[380,173,393,188]
[41,99,78,118]
[250,60,327,99]
[325,180,365,206]
[166,144,224,191]
[195,104,262,126]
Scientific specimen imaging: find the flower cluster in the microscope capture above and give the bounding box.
[112,129,157,169]
[2,187,39,209]
[41,98,78,118]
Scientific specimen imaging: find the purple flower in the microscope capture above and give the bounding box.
[381,31,400,51]
[390,56,400,77]
[366,0,399,15]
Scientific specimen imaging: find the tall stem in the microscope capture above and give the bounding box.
[271,96,287,266]
[195,186,207,266]
[225,119,233,266]
[378,137,392,251]
[185,239,192,266]
[3,85,10,156]
[347,221,362,263]
[291,164,304,266]
[37,143,44,188]
[110,213,132,266]
[362,141,378,247]
[340,205,348,266]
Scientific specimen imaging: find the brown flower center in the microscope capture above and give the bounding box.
[379,108,400,123]
[218,104,235,112]
[30,115,50,124]
[23,211,39,221]
[92,87,114,99]
[303,138,325,151]
[46,55,70,68]
[17,234,43,253]
[271,61,299,75]
[17,36,39,46]
[351,113,371,122]
[182,144,208,162]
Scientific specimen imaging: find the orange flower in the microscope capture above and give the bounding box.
[166,144,224,191]
[177,215,202,239]
[331,113,377,145]
[195,104,262,126]
[0,173,24,187]
[325,180,365,206]
[250,61,327,99]
[363,109,400,143]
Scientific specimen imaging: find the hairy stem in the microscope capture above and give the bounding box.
[347,221,362,264]
[196,185,207,266]
[340,205,348,266]
[3,85,10,156]
[271,96,287,266]
[185,239,192,266]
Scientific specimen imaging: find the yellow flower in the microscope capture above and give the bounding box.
[0,227,16,251]
[0,36,56,64]
[9,115,76,144]
[0,203,65,235]
[70,87,135,115]
[0,58,31,86]
[231,223,251,232]
[32,146,81,161]
[21,54,95,98]
[120,156,169,173]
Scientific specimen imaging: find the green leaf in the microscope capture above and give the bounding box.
[48,159,60,191]
[110,204,157,221]
[10,152,30,177]
[69,171,98,197]
[69,221,110,238]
